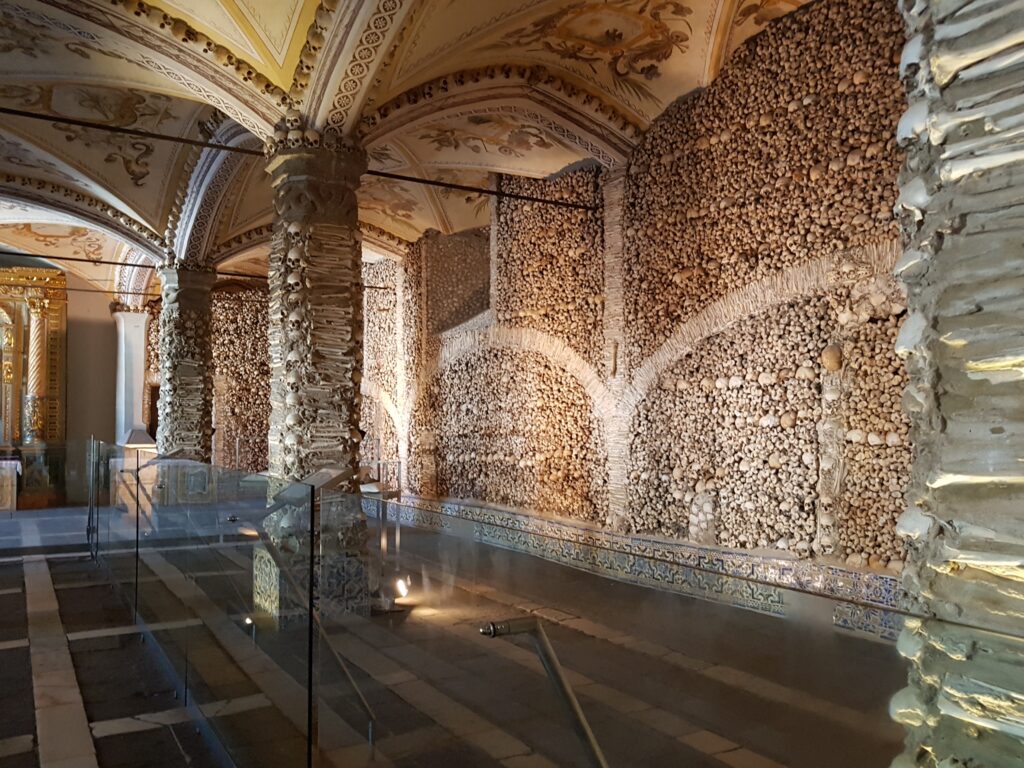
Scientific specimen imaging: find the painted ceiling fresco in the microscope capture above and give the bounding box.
[0,0,809,300]
[0,82,209,231]
[0,219,140,298]
[368,0,808,126]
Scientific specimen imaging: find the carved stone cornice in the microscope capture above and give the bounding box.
[210,223,275,264]
[358,64,645,148]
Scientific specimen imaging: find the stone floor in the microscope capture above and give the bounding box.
[0,514,908,768]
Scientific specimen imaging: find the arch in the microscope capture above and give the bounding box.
[175,123,263,269]
[359,69,639,168]
[413,323,615,426]
[0,177,165,255]
[623,241,901,418]
[360,377,402,434]
[25,0,282,137]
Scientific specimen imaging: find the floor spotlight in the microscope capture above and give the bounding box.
[395,577,409,598]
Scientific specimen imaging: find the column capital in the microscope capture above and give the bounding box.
[27,297,49,317]
[266,141,366,226]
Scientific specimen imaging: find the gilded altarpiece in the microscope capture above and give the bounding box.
[0,267,67,446]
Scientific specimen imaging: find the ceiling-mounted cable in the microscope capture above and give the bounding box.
[0,106,600,211]
[0,248,391,291]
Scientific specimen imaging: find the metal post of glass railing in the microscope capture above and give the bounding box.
[481,617,609,768]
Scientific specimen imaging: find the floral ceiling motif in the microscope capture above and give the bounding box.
[0,223,106,261]
[0,84,179,187]
[487,0,694,107]
[0,220,132,298]
[417,114,563,159]
[370,0,808,126]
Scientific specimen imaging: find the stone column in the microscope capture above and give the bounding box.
[22,297,48,445]
[265,138,366,485]
[155,268,215,460]
[264,132,369,621]
[112,308,150,444]
[891,1,1024,765]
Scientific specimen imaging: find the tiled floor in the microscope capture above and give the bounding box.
[0,514,908,768]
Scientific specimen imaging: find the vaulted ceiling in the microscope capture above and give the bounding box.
[0,0,807,301]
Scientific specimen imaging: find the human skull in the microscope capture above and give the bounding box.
[285,270,303,291]
[284,109,302,130]
[285,247,303,269]
[304,129,320,148]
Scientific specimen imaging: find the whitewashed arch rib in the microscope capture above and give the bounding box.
[413,324,615,423]
[624,240,902,417]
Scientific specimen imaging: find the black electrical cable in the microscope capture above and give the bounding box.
[0,248,392,291]
[0,248,264,280]
[0,106,599,211]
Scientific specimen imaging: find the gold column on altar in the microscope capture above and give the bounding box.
[23,297,48,444]
[0,268,67,447]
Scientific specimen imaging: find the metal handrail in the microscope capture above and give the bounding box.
[481,617,609,768]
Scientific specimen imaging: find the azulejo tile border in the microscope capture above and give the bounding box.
[386,496,902,610]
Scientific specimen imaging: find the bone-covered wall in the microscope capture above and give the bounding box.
[623,0,903,368]
[360,258,401,482]
[619,0,909,572]
[423,228,490,335]
[495,168,605,368]
[210,288,270,472]
[415,348,608,521]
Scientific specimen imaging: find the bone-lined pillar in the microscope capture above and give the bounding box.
[112,308,150,443]
[265,140,366,484]
[155,268,215,460]
[891,1,1024,764]
[22,297,48,445]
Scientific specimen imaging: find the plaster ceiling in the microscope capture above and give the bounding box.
[366,0,808,127]
[145,0,321,89]
[0,219,149,300]
[0,82,210,232]
[0,0,811,298]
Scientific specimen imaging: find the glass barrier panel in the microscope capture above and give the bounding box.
[299,495,1021,768]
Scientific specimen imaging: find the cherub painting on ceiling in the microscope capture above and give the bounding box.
[486,0,693,106]
[418,114,561,158]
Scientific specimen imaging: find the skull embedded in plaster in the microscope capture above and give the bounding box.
[285,271,303,291]
[304,129,320,148]
[287,129,304,148]
[284,109,302,130]
[285,247,303,270]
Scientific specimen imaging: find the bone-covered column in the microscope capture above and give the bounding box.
[22,297,47,445]
[155,268,215,460]
[265,137,366,485]
[891,0,1024,764]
